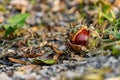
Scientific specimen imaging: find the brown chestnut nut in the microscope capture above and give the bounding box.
[71,26,90,46]
[67,25,99,52]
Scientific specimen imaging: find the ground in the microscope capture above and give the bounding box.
[0,0,120,80]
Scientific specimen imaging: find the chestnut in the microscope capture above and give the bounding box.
[71,26,90,46]
[67,25,99,52]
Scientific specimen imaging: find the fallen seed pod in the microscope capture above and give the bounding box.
[67,24,99,53]
[71,26,90,46]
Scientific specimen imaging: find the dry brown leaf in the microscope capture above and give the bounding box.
[17,64,38,71]
[22,53,42,58]
[8,57,26,64]
[53,54,60,61]
[49,44,63,55]
[48,43,64,60]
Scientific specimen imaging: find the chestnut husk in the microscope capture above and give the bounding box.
[67,25,90,52]
[67,39,89,52]
[67,25,99,53]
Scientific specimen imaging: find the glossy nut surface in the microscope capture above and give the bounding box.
[71,26,90,46]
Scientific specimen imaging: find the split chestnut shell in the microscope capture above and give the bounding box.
[67,25,90,52]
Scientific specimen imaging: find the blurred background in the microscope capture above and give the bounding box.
[0,0,119,27]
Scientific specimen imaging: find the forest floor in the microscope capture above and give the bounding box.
[0,0,120,80]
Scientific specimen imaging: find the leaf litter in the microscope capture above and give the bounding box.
[0,0,120,80]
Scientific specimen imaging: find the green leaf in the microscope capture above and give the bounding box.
[33,58,57,65]
[3,24,18,37]
[8,13,30,25]
[3,13,30,38]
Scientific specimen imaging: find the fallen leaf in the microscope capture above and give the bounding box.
[53,54,60,61]
[48,43,64,61]
[22,53,42,58]
[17,64,38,71]
[8,57,26,64]
[33,58,57,65]
[49,43,63,55]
